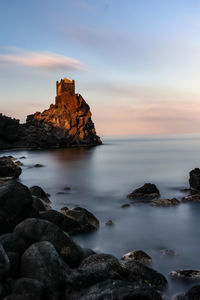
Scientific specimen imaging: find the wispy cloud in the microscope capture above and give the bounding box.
[0,48,85,71]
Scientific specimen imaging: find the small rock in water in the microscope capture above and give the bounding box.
[19,156,26,159]
[127,183,160,200]
[122,250,152,264]
[189,168,200,191]
[33,164,44,168]
[121,203,130,208]
[170,269,200,280]
[183,194,200,202]
[64,186,71,191]
[151,198,180,207]
[105,220,114,226]
[160,249,178,257]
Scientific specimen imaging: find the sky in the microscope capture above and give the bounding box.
[1,0,200,136]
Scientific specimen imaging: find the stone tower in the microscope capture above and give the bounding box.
[56,78,75,96]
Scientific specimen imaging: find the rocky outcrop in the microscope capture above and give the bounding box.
[0,78,101,149]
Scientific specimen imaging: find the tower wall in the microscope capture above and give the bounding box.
[56,78,75,96]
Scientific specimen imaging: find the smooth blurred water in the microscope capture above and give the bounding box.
[3,135,200,299]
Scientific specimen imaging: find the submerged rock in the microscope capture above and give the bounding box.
[0,156,22,180]
[151,198,180,207]
[122,250,152,264]
[0,78,101,149]
[128,183,160,200]
[170,269,200,280]
[189,168,200,191]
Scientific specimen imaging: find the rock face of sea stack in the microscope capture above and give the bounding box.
[0,78,101,149]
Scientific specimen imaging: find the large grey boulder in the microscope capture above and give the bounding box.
[14,218,83,267]
[0,181,38,234]
[20,241,71,297]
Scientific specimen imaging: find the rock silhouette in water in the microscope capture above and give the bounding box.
[0,78,101,149]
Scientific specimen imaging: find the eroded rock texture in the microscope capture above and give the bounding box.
[0,78,101,149]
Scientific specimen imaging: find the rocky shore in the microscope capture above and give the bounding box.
[0,157,200,299]
[0,78,101,150]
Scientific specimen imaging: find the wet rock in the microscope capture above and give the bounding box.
[128,183,160,200]
[62,207,99,233]
[30,186,50,203]
[0,156,22,180]
[121,260,167,289]
[80,253,123,275]
[151,198,180,207]
[20,241,71,296]
[33,164,44,168]
[14,218,83,267]
[121,203,130,208]
[66,279,163,300]
[39,209,82,234]
[0,181,38,234]
[105,219,114,226]
[170,269,200,280]
[0,233,29,255]
[160,249,178,257]
[0,243,10,279]
[122,250,152,264]
[12,278,45,299]
[174,285,200,300]
[189,168,200,191]
[183,194,200,202]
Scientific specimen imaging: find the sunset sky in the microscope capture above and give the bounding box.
[1,0,200,136]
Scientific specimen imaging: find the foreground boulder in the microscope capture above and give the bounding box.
[127,183,160,200]
[122,250,152,264]
[0,181,38,234]
[0,78,101,149]
[121,260,167,289]
[20,241,71,298]
[0,157,22,180]
[66,279,163,300]
[61,207,99,234]
[189,168,200,191]
[14,218,83,267]
[174,285,200,299]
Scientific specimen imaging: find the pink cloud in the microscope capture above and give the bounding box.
[0,48,85,71]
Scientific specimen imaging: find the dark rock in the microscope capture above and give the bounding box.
[151,198,180,207]
[39,209,81,234]
[7,251,19,276]
[121,260,167,289]
[128,183,160,200]
[64,186,71,191]
[19,156,26,159]
[30,186,50,203]
[183,194,200,202]
[0,181,38,234]
[170,269,200,280]
[80,253,123,275]
[0,243,10,279]
[173,285,200,300]
[81,248,96,261]
[32,196,47,212]
[105,219,114,226]
[0,233,29,255]
[189,168,200,191]
[33,164,44,168]
[3,295,40,300]
[14,218,83,267]
[14,161,24,167]
[62,207,99,233]
[0,156,22,179]
[0,278,14,299]
[20,241,71,295]
[121,203,130,208]
[66,279,163,300]
[13,278,45,298]
[122,250,152,264]
[56,192,66,195]
[60,207,69,214]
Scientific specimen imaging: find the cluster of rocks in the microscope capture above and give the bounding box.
[0,78,101,150]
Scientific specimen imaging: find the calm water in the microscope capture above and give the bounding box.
[3,136,200,299]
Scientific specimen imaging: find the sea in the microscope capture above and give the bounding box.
[3,135,200,299]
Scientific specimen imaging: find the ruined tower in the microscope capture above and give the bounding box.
[56,78,75,96]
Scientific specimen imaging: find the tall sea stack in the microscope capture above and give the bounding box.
[0,78,101,149]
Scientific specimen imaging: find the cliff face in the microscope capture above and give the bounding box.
[0,78,101,149]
